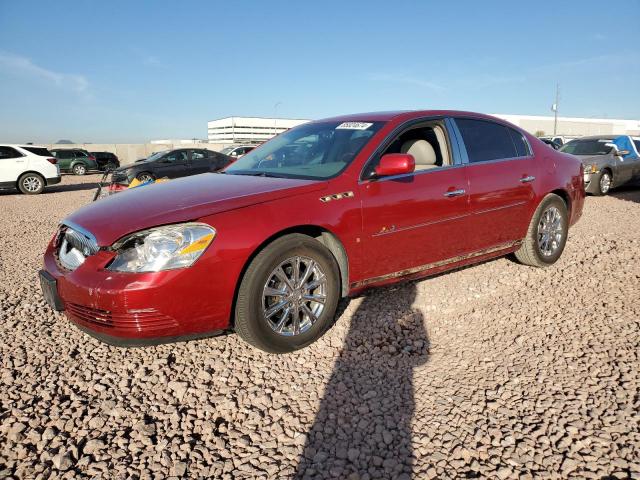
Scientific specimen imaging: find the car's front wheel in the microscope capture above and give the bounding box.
[234,234,340,353]
[595,169,612,196]
[72,163,87,175]
[18,173,45,195]
[515,193,568,267]
[136,172,155,183]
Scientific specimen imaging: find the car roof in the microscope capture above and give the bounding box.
[1,144,49,148]
[315,110,508,123]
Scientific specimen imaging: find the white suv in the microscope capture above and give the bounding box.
[0,145,61,195]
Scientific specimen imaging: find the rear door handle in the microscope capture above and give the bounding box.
[520,175,535,183]
[444,189,466,198]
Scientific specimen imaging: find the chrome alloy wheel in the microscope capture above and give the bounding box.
[599,172,611,194]
[22,176,42,193]
[537,206,563,257]
[262,256,327,336]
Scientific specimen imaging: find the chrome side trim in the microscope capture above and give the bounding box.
[320,191,354,203]
[372,213,471,237]
[351,240,521,289]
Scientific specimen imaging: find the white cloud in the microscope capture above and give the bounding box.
[368,73,445,92]
[0,52,89,96]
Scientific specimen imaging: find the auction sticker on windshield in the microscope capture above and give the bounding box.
[336,122,373,130]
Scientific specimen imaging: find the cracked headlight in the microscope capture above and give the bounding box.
[108,223,216,272]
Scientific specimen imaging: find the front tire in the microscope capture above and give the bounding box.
[594,169,612,196]
[515,193,568,267]
[18,173,45,195]
[234,234,340,353]
[136,172,155,183]
[72,163,87,175]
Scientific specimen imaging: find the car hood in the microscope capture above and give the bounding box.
[64,173,327,246]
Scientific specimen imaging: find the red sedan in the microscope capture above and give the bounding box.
[40,111,585,353]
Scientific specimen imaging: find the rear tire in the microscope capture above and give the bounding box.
[18,173,45,195]
[515,193,568,267]
[234,234,340,353]
[72,163,87,175]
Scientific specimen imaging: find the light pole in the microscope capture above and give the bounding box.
[273,101,282,139]
[551,83,560,135]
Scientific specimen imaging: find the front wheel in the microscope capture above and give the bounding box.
[234,234,340,353]
[18,173,45,194]
[72,163,87,175]
[595,170,612,196]
[136,172,155,183]
[515,193,568,267]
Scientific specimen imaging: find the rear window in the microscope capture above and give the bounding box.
[22,146,53,157]
[560,140,613,155]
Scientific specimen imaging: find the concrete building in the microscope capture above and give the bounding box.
[207,116,309,144]
[492,114,640,137]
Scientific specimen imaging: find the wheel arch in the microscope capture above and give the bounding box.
[229,225,350,327]
[550,188,571,216]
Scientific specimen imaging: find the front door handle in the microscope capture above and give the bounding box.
[520,175,536,183]
[444,189,466,198]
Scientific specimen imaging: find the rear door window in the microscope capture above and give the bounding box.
[508,128,530,157]
[22,147,53,156]
[454,118,518,163]
[0,146,22,159]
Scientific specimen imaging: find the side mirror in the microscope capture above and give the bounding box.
[374,153,415,177]
[616,149,630,157]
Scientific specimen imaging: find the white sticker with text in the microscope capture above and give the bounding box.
[336,122,373,130]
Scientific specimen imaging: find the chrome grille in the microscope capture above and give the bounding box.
[57,225,99,271]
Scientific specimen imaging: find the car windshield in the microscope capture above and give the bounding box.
[225,121,384,179]
[220,147,235,155]
[146,150,169,161]
[634,140,640,152]
[560,139,613,155]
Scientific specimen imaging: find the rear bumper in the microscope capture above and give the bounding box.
[46,176,62,185]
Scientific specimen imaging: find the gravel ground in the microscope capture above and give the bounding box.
[0,174,639,479]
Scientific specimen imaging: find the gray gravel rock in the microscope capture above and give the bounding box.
[0,176,639,479]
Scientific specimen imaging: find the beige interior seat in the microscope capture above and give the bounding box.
[401,139,438,171]
[433,126,450,166]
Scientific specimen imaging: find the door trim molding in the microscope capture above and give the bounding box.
[350,239,521,289]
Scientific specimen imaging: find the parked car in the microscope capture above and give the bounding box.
[90,151,120,171]
[539,135,579,147]
[110,148,233,185]
[560,135,640,195]
[40,111,585,353]
[540,138,561,150]
[220,145,256,159]
[51,149,99,175]
[0,144,60,194]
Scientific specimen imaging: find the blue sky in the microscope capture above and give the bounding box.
[0,0,638,143]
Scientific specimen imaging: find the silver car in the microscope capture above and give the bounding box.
[560,135,640,195]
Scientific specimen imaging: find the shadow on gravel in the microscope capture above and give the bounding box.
[45,182,100,194]
[296,283,429,479]
[610,184,640,204]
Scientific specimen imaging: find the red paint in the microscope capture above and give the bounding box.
[42,110,585,343]
[374,153,415,177]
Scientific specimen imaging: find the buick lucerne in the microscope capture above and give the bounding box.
[40,111,585,353]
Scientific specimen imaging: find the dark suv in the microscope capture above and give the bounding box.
[110,148,233,185]
[90,152,120,171]
[51,149,99,175]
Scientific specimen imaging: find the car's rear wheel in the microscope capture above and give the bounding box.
[515,193,568,267]
[234,234,340,353]
[595,169,612,196]
[105,162,117,171]
[18,173,45,195]
[136,172,155,183]
[72,163,87,175]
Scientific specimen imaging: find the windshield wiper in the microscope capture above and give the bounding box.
[228,171,283,178]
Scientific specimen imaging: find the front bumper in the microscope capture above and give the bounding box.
[583,172,603,194]
[42,237,240,345]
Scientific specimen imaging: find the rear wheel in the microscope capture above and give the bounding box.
[72,163,87,175]
[104,162,117,171]
[18,173,45,195]
[595,169,612,196]
[234,234,340,353]
[515,193,568,267]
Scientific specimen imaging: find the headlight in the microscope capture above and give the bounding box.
[108,223,216,272]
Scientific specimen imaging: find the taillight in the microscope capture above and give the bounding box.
[47,157,57,165]
[89,155,96,161]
